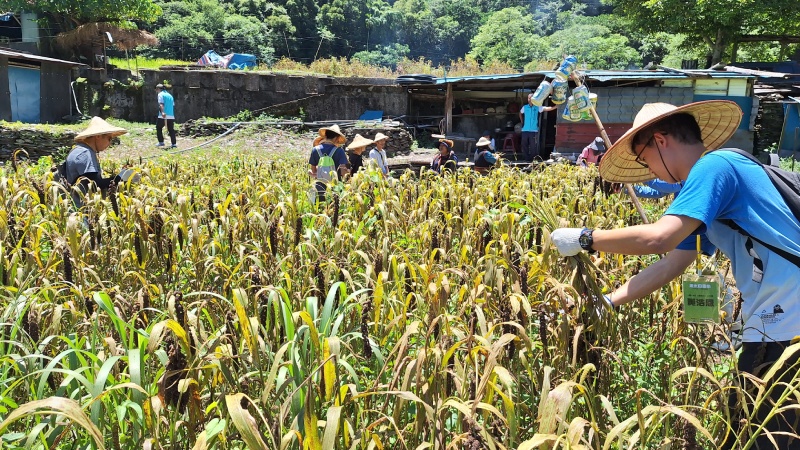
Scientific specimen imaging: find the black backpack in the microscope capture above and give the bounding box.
[717,148,800,267]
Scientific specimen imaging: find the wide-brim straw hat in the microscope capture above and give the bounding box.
[347,134,373,150]
[476,136,492,147]
[373,132,389,142]
[599,100,742,183]
[318,124,346,145]
[74,116,128,142]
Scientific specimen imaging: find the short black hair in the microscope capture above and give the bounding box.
[632,113,702,152]
[325,130,340,139]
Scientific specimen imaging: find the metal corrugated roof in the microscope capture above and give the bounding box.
[433,69,753,85]
[0,48,84,66]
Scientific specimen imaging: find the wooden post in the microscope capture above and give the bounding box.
[444,83,453,134]
[572,72,650,224]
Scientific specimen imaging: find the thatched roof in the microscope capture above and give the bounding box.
[55,22,159,51]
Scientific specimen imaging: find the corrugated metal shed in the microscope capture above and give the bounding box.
[419,69,753,87]
[0,48,83,66]
[406,69,757,155]
[0,48,83,123]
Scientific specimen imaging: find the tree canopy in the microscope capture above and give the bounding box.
[5,0,161,29]
[12,0,799,69]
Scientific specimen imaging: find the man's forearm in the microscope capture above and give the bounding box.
[592,215,701,255]
[609,249,695,307]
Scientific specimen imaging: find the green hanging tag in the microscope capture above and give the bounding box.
[682,274,721,324]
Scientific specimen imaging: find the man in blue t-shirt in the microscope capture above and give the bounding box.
[519,93,557,160]
[156,84,177,149]
[550,101,800,449]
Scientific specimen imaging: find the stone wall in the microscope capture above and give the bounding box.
[0,125,76,161]
[77,67,407,124]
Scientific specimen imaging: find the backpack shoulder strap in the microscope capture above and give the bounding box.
[722,219,800,268]
[716,148,800,220]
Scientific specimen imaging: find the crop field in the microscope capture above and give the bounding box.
[0,129,784,449]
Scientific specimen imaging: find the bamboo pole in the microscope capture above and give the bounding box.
[571,72,650,224]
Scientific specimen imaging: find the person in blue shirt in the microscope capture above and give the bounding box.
[550,101,800,449]
[519,93,557,160]
[632,178,683,199]
[308,124,349,202]
[156,83,177,149]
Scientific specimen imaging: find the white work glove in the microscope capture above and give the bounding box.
[550,228,584,256]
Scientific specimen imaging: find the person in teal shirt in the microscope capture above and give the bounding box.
[518,93,557,160]
[156,83,177,149]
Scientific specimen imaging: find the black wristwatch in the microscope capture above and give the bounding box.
[579,228,595,253]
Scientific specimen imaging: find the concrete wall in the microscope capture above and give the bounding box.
[77,68,406,123]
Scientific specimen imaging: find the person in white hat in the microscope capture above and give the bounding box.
[472,136,497,174]
[345,134,373,176]
[368,132,390,178]
[550,100,800,448]
[309,124,349,201]
[65,116,128,190]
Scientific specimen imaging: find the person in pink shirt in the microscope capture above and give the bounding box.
[578,137,606,166]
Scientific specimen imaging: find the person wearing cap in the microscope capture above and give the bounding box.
[346,134,373,176]
[519,93,557,160]
[577,137,606,167]
[309,124,349,201]
[473,136,498,174]
[65,116,127,192]
[431,139,458,174]
[155,83,176,149]
[368,132,390,178]
[550,100,800,448]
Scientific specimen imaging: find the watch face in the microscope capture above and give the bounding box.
[579,230,593,250]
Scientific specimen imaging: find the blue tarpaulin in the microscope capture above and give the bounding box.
[197,50,256,70]
[358,110,383,121]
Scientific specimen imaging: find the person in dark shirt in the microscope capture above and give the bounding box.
[473,136,498,174]
[431,139,458,173]
[65,117,128,191]
[345,134,373,177]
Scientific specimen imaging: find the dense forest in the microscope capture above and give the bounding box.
[6,0,800,70]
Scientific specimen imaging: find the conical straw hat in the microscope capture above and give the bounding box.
[74,116,128,142]
[347,134,373,150]
[317,124,346,145]
[599,100,742,183]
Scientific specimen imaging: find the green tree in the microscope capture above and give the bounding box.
[429,0,482,62]
[352,43,410,68]
[609,0,800,66]
[317,0,393,58]
[4,0,161,32]
[145,0,278,62]
[545,24,640,69]
[392,0,439,61]
[272,0,320,61]
[469,7,548,70]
